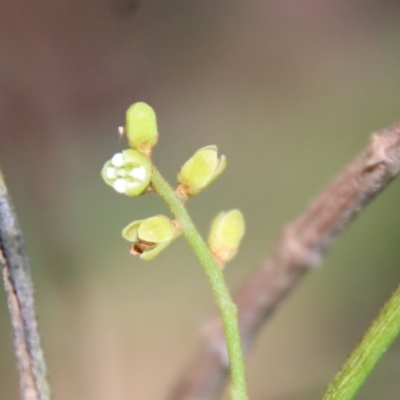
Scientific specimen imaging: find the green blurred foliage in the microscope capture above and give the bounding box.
[1,1,400,399]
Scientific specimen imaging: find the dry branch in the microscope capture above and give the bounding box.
[0,169,50,400]
[169,123,400,400]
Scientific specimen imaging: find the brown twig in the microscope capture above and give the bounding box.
[0,167,50,400]
[169,123,400,400]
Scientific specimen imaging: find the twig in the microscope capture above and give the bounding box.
[0,167,51,400]
[169,123,400,400]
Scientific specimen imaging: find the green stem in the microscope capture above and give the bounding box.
[151,167,249,400]
[320,283,400,400]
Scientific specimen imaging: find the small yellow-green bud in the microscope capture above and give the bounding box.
[208,209,245,266]
[125,102,158,154]
[122,215,181,260]
[177,145,226,197]
[101,149,152,196]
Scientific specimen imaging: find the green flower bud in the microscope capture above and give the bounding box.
[177,145,226,197]
[208,209,245,266]
[125,102,158,154]
[101,149,152,196]
[122,215,180,260]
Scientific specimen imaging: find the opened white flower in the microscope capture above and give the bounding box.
[101,149,152,196]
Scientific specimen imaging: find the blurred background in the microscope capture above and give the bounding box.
[1,1,400,399]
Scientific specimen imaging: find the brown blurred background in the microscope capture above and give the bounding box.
[1,1,400,399]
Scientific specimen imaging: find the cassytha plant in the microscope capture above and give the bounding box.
[1,102,399,400]
[99,103,400,400]
[101,102,248,400]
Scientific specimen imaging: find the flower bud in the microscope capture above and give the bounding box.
[177,145,226,197]
[125,102,158,154]
[101,149,152,196]
[208,209,245,266]
[122,215,180,260]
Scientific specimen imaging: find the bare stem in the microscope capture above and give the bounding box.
[0,166,51,400]
[320,283,400,400]
[151,167,249,400]
[169,123,400,400]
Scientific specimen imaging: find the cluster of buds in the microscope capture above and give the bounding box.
[101,102,244,265]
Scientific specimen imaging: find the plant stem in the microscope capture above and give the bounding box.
[320,283,400,400]
[151,167,249,400]
[0,166,51,400]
